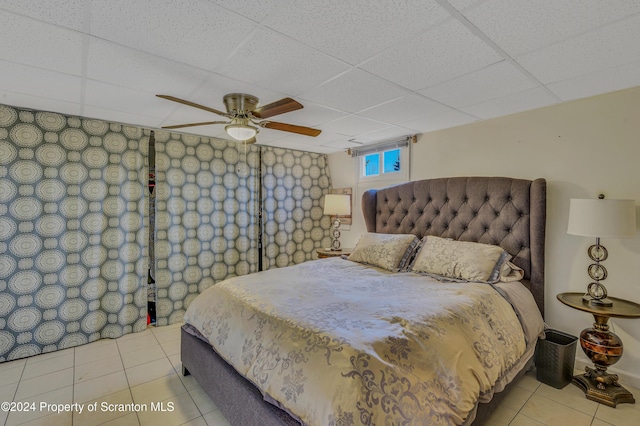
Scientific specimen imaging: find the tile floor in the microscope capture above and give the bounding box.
[0,323,638,425]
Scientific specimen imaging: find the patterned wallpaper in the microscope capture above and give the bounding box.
[0,105,148,361]
[0,103,333,360]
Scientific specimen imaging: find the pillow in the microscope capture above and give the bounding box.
[347,233,419,272]
[499,261,524,282]
[410,236,510,283]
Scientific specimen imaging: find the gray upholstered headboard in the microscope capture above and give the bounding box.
[362,176,546,317]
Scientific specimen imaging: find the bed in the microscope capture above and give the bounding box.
[180,176,547,425]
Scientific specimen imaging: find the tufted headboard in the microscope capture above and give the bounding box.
[362,176,546,317]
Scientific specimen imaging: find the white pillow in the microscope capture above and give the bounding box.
[410,236,510,283]
[348,233,419,272]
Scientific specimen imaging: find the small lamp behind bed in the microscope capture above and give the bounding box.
[324,194,351,251]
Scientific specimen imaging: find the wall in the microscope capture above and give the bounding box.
[328,86,640,388]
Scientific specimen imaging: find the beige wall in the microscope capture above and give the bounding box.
[328,86,640,387]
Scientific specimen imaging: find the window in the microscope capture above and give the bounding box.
[363,148,401,177]
[351,140,409,183]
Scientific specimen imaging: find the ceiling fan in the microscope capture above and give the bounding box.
[156,93,321,144]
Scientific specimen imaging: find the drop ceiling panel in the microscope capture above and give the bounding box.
[460,87,559,120]
[516,14,640,84]
[400,109,477,133]
[420,61,537,108]
[263,0,450,64]
[462,0,640,56]
[86,39,212,96]
[352,126,416,144]
[0,61,82,104]
[216,27,349,95]
[90,0,254,71]
[209,0,286,23]
[358,94,456,124]
[361,19,503,91]
[0,11,84,75]
[0,0,86,31]
[547,60,640,101]
[299,69,409,113]
[322,115,389,137]
[0,92,82,118]
[84,80,168,124]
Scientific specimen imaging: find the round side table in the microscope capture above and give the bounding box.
[557,292,640,407]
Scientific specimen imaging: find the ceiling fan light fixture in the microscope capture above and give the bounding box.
[225,123,258,141]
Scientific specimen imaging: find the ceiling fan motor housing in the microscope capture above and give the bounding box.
[223,93,259,115]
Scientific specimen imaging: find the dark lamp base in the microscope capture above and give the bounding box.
[573,372,635,407]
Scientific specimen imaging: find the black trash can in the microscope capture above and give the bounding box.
[535,329,578,389]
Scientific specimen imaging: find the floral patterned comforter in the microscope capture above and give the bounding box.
[184,257,541,425]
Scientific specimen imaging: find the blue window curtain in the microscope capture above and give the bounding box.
[0,105,148,362]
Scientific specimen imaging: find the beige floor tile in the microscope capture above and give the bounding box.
[75,354,124,383]
[178,371,203,392]
[517,370,543,393]
[116,328,154,343]
[168,353,182,373]
[203,408,231,426]
[0,363,25,385]
[591,419,614,426]
[117,333,159,354]
[16,411,72,426]
[5,385,73,426]
[0,358,26,373]
[100,412,140,425]
[0,381,19,401]
[182,416,208,426]
[595,399,640,426]
[130,372,187,405]
[125,357,175,387]
[479,403,518,425]
[15,367,74,399]
[152,323,183,343]
[121,344,166,369]
[137,391,201,426]
[534,382,598,416]
[73,388,134,426]
[188,386,218,415]
[25,347,74,365]
[74,370,129,404]
[509,413,546,426]
[520,393,593,426]
[22,352,74,380]
[0,410,7,426]
[160,338,181,357]
[499,384,533,412]
[75,340,120,366]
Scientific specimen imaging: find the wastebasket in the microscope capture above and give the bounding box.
[535,329,578,389]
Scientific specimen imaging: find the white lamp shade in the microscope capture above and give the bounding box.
[225,124,257,141]
[567,198,637,238]
[324,194,351,216]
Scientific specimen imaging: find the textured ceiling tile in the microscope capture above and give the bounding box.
[358,93,454,124]
[419,61,537,108]
[216,27,349,95]
[299,69,408,114]
[0,61,82,103]
[263,0,450,64]
[462,0,640,56]
[322,115,389,137]
[271,101,347,128]
[0,11,83,75]
[0,92,82,117]
[86,38,212,96]
[516,14,640,84]
[84,80,171,121]
[90,0,254,71]
[547,60,640,102]
[209,0,288,22]
[352,125,416,144]
[400,109,477,133]
[460,87,558,120]
[0,0,86,31]
[361,19,503,91]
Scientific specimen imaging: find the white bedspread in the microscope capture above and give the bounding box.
[184,257,542,425]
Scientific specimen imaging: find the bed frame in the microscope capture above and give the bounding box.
[181,176,546,425]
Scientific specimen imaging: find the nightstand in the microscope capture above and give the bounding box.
[316,248,352,259]
[557,292,640,407]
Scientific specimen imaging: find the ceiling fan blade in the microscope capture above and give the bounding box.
[262,121,321,137]
[157,95,228,117]
[162,120,228,130]
[252,98,303,119]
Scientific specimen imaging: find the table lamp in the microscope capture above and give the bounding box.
[567,196,636,306]
[323,194,351,251]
